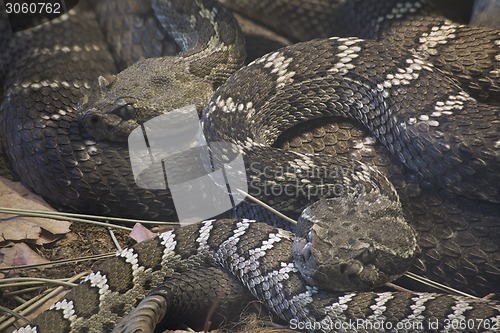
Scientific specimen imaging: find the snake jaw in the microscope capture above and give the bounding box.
[79,104,138,142]
[293,193,416,292]
[293,227,384,292]
[354,240,376,264]
[292,236,320,287]
[77,73,145,142]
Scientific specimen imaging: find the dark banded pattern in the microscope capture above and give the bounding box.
[15,220,500,332]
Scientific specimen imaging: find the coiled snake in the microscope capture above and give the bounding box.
[1,0,499,332]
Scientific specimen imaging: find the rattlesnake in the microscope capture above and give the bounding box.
[1,0,499,332]
[76,0,500,294]
[18,218,499,333]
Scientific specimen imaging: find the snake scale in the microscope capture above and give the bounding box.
[1,0,499,332]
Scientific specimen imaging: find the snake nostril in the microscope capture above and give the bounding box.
[302,242,312,262]
[356,245,375,264]
[347,272,358,281]
[90,115,100,124]
[306,229,313,242]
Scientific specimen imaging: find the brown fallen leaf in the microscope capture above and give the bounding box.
[130,223,157,243]
[0,220,41,243]
[0,177,71,244]
[0,242,49,267]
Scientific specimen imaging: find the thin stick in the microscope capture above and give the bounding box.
[0,207,177,226]
[0,272,88,330]
[0,278,77,288]
[0,253,114,272]
[235,189,297,225]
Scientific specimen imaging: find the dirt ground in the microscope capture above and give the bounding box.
[0,175,291,333]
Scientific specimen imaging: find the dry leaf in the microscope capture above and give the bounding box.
[130,223,157,243]
[0,220,41,242]
[0,242,49,267]
[0,177,71,244]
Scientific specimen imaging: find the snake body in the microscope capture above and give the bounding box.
[1,0,499,332]
[75,0,500,294]
[17,218,500,333]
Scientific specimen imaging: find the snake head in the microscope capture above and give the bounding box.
[78,73,141,142]
[77,57,215,142]
[292,192,417,292]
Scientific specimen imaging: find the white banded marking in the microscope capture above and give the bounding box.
[323,292,358,321]
[405,91,474,131]
[397,293,438,328]
[196,219,215,251]
[117,248,141,278]
[371,1,423,35]
[83,271,110,302]
[253,51,296,89]
[13,325,38,333]
[448,297,473,322]
[31,43,102,58]
[411,293,438,318]
[158,229,179,265]
[377,57,430,91]
[228,226,292,277]
[49,299,77,322]
[417,20,461,56]
[245,262,299,317]
[210,95,257,118]
[368,292,396,322]
[329,37,363,74]
[433,91,472,115]
[19,79,92,91]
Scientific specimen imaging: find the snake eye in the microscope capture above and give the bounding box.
[116,104,135,120]
[90,114,100,125]
[306,229,313,242]
[112,97,136,121]
[357,245,375,264]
